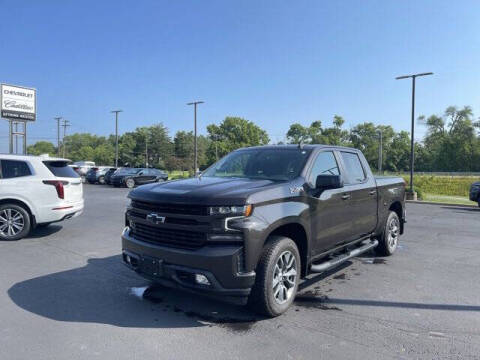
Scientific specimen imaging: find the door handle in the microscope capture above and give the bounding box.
[369,190,376,196]
[341,194,351,200]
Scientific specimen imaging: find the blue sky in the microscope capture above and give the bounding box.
[1,0,479,152]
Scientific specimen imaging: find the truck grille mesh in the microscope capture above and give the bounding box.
[131,200,207,216]
[130,223,206,249]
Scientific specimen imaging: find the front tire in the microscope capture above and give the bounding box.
[125,178,135,188]
[0,204,31,241]
[248,236,300,317]
[374,211,400,256]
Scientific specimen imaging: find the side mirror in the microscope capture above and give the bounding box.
[138,171,144,176]
[316,175,343,189]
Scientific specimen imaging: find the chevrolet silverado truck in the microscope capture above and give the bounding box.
[122,145,406,317]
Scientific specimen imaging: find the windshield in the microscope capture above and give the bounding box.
[202,148,312,181]
[116,168,141,175]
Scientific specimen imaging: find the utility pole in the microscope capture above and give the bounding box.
[61,119,70,158]
[377,129,383,173]
[111,110,122,167]
[145,137,148,167]
[54,117,62,156]
[187,101,204,175]
[395,72,433,197]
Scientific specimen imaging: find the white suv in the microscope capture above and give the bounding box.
[0,154,84,240]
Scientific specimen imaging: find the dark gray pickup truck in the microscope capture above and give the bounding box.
[122,145,406,316]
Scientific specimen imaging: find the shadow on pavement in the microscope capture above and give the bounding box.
[296,296,480,312]
[441,206,480,212]
[8,255,262,331]
[27,225,63,239]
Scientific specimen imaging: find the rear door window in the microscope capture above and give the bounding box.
[340,152,366,184]
[1,160,32,178]
[43,161,80,178]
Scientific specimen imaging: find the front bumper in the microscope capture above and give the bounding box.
[111,177,124,186]
[121,227,256,305]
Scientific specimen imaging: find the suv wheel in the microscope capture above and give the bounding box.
[98,176,105,184]
[248,236,300,317]
[374,211,400,256]
[125,178,135,188]
[0,204,31,241]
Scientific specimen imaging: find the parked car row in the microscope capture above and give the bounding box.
[84,166,168,188]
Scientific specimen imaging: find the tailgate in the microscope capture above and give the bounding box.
[63,178,83,203]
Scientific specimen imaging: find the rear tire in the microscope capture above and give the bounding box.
[98,176,105,184]
[0,204,31,241]
[248,236,300,317]
[374,211,400,256]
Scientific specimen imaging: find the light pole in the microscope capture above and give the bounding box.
[395,72,433,196]
[377,129,383,174]
[111,110,122,167]
[187,101,204,175]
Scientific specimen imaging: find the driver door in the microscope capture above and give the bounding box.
[306,150,354,255]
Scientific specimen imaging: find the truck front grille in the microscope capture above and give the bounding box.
[131,200,207,216]
[130,223,206,249]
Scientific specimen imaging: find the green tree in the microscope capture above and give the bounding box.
[419,106,480,171]
[206,117,269,164]
[27,141,56,156]
[286,116,349,146]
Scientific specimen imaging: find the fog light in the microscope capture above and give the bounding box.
[195,274,211,286]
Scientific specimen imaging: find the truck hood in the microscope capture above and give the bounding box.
[128,176,289,205]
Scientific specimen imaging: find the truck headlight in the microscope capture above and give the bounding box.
[208,205,253,217]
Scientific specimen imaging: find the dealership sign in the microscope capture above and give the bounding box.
[1,84,36,121]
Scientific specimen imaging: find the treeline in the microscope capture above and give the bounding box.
[27,106,480,172]
[27,117,269,171]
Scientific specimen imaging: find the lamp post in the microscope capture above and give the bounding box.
[111,110,122,167]
[395,72,433,197]
[187,101,204,175]
[377,129,383,174]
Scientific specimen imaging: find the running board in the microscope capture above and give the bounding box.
[310,239,378,273]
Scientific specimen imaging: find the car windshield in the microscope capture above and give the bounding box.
[116,168,140,175]
[202,148,312,181]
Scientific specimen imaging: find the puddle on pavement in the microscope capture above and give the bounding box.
[295,291,342,311]
[133,285,258,332]
[361,258,387,265]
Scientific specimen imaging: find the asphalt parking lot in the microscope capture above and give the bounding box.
[1,185,480,360]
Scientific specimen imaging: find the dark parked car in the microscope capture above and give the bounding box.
[104,167,118,185]
[111,168,168,188]
[86,167,111,184]
[121,145,406,317]
[469,181,480,207]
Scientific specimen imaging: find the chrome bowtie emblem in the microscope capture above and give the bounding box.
[146,213,166,224]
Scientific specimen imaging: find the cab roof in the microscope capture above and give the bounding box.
[235,144,359,152]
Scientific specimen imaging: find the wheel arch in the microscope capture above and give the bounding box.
[267,222,309,277]
[388,201,404,234]
[0,198,35,225]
